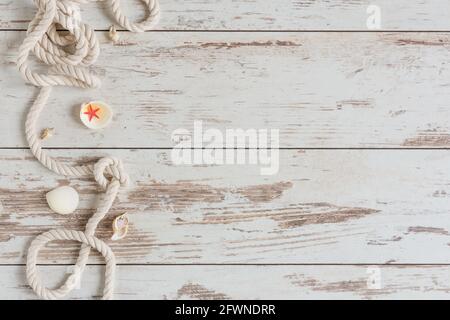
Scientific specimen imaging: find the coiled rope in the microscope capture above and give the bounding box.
[17,0,160,300]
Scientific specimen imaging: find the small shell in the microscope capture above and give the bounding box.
[80,101,113,130]
[109,25,120,42]
[111,213,129,241]
[40,128,54,140]
[46,186,79,215]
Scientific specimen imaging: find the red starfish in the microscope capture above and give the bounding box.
[84,104,100,122]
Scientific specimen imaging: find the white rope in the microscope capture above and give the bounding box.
[17,0,160,300]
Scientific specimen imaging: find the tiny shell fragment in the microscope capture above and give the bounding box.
[40,128,54,140]
[80,101,113,130]
[111,213,129,241]
[109,25,120,42]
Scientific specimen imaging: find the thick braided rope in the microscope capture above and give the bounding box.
[27,228,116,300]
[17,0,160,300]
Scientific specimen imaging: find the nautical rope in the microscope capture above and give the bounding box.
[17,0,160,300]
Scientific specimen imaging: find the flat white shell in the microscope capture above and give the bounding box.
[46,186,79,215]
[80,101,113,130]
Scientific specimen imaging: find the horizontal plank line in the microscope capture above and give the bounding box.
[4,29,450,33]
[1,147,450,151]
[2,263,450,267]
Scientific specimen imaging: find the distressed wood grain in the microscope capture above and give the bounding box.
[2,31,450,148]
[2,0,450,31]
[1,149,450,264]
[2,265,450,300]
[3,0,450,300]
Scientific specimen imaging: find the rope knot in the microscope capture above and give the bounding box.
[94,157,130,189]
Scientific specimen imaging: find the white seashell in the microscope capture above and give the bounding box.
[111,213,129,241]
[46,186,79,215]
[109,25,120,42]
[80,101,113,130]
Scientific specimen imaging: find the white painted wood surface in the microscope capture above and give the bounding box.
[1,0,450,300]
[1,149,449,264]
[2,0,450,31]
[2,265,450,300]
[2,31,450,148]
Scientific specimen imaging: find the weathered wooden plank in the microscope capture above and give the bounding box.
[1,149,450,264]
[2,265,450,300]
[3,31,450,148]
[2,0,450,31]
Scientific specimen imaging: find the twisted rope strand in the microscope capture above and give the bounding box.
[17,0,160,300]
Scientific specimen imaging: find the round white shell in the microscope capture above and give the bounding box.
[46,186,79,215]
[80,101,113,130]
